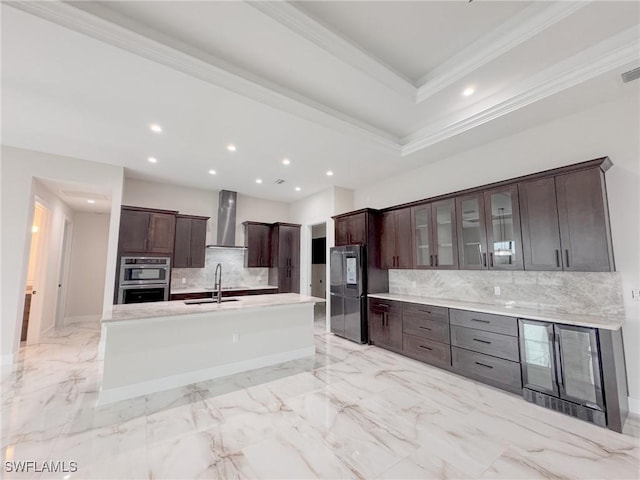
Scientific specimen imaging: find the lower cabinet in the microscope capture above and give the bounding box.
[450,308,522,394]
[369,299,403,352]
[402,303,451,369]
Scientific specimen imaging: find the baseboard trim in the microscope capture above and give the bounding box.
[628,396,640,415]
[97,345,315,405]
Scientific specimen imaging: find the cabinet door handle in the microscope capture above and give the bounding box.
[475,361,494,369]
[435,255,438,267]
[483,253,487,267]
[377,303,390,308]
[555,249,560,268]
[489,252,494,267]
[419,326,432,331]
[419,345,432,351]
[471,318,490,324]
[429,255,433,267]
[473,338,492,345]
[565,249,570,268]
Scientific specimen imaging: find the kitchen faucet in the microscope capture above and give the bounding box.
[213,263,222,304]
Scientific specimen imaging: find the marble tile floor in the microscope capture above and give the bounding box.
[1,319,638,479]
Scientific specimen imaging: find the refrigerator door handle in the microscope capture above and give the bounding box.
[552,327,564,392]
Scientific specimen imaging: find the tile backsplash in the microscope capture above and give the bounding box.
[389,270,625,317]
[171,248,268,289]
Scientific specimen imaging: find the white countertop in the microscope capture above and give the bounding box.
[367,293,624,330]
[102,293,321,323]
[171,285,278,295]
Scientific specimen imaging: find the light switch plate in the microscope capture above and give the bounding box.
[632,289,640,301]
[494,286,501,296]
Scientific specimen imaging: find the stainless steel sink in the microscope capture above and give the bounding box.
[183,298,240,305]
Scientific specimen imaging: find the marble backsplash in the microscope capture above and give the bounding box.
[389,270,625,317]
[171,248,268,289]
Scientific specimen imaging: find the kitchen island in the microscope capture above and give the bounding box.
[98,293,320,404]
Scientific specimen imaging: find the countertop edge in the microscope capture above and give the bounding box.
[367,293,623,330]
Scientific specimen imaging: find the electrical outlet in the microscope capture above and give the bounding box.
[181,277,186,284]
[232,333,239,343]
[632,290,640,301]
[494,286,501,296]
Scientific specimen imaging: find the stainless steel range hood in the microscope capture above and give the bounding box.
[206,190,245,248]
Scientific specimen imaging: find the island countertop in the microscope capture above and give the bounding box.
[102,293,323,323]
[367,293,624,330]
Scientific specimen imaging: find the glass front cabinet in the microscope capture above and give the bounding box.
[456,186,524,270]
[411,199,458,269]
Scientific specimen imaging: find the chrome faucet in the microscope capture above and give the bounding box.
[213,263,222,304]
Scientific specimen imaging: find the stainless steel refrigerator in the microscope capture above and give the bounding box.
[330,245,367,344]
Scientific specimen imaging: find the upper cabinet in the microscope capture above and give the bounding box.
[119,206,177,255]
[173,214,209,268]
[456,193,489,270]
[484,185,524,270]
[411,199,458,269]
[520,167,614,272]
[335,211,367,246]
[271,223,301,268]
[381,208,412,269]
[243,221,272,268]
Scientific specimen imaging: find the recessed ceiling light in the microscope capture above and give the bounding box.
[149,123,163,133]
[282,158,291,165]
[227,144,237,152]
[147,157,158,164]
[255,178,262,184]
[87,199,95,204]
[295,186,301,191]
[208,169,217,175]
[463,87,475,97]
[326,170,334,176]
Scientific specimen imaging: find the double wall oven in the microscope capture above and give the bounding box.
[117,256,171,304]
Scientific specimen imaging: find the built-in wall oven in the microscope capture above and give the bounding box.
[117,256,171,304]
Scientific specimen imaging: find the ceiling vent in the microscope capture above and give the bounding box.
[274,179,285,184]
[621,67,640,83]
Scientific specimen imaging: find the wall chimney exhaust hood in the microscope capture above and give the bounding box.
[206,190,246,249]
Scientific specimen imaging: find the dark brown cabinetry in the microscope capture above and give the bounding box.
[119,206,177,254]
[412,199,458,269]
[456,186,524,270]
[173,215,209,268]
[369,299,403,352]
[243,221,271,267]
[520,166,613,272]
[450,309,522,394]
[402,303,451,369]
[381,208,412,269]
[335,212,367,246]
[269,223,301,293]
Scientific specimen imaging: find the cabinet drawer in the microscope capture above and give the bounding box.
[403,334,451,369]
[369,298,402,314]
[450,309,518,336]
[403,314,450,344]
[402,303,448,323]
[452,347,522,392]
[450,326,519,362]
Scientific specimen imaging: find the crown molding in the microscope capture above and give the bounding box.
[8,1,402,154]
[403,27,639,155]
[415,1,589,104]
[247,1,417,99]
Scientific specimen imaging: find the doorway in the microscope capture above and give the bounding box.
[310,223,326,330]
[22,201,50,344]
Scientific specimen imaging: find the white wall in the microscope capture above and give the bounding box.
[65,212,110,324]
[122,178,290,246]
[354,94,640,405]
[1,146,124,364]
